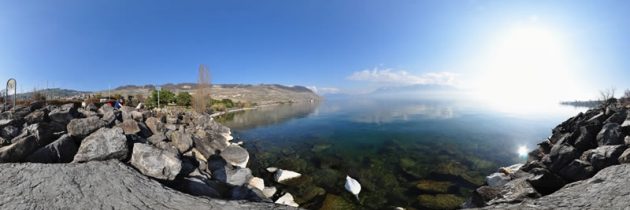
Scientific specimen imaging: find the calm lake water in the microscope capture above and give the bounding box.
[217,96,585,209]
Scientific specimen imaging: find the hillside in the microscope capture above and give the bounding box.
[96,83,319,105]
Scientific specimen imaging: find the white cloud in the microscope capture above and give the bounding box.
[347,68,458,86]
[307,86,340,95]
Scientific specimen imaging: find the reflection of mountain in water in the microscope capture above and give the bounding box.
[217,102,319,130]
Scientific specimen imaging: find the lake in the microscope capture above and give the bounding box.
[216,96,586,209]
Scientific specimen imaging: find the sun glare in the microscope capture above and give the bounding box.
[473,24,581,113]
[517,145,529,158]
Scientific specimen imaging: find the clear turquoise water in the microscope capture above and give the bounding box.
[217,96,584,209]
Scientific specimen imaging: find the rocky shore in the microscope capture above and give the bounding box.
[0,101,305,209]
[465,101,630,209]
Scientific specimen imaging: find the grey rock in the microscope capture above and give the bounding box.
[78,108,98,118]
[67,116,107,138]
[73,127,129,163]
[170,177,223,198]
[580,145,626,170]
[525,168,565,195]
[486,173,511,187]
[603,110,627,124]
[0,160,296,210]
[147,133,168,144]
[193,131,229,159]
[221,145,249,168]
[120,106,136,122]
[146,117,164,134]
[167,130,193,153]
[617,148,630,163]
[479,164,630,209]
[129,143,181,180]
[25,134,78,163]
[24,109,46,124]
[137,121,153,138]
[130,110,144,122]
[487,177,540,205]
[226,167,253,186]
[597,123,624,145]
[468,186,502,207]
[48,103,77,124]
[116,120,141,135]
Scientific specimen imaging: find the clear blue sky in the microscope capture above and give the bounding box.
[1,0,629,98]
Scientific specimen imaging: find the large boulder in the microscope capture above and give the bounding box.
[24,109,47,124]
[487,177,540,205]
[145,117,164,135]
[573,124,600,151]
[99,105,121,125]
[67,116,108,138]
[580,145,627,170]
[221,145,249,168]
[167,130,193,154]
[25,134,78,163]
[48,103,77,124]
[129,143,182,180]
[1,125,19,140]
[558,159,595,182]
[117,120,141,135]
[0,160,295,209]
[0,123,63,162]
[525,168,566,195]
[226,167,253,186]
[73,127,129,163]
[544,144,579,172]
[193,130,229,159]
[597,123,624,145]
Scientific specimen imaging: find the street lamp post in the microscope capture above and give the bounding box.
[157,85,161,108]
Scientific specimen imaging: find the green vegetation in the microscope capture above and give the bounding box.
[209,98,256,112]
[145,89,176,108]
[176,92,192,106]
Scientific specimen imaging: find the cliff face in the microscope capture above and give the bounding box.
[466,102,630,209]
[0,160,294,210]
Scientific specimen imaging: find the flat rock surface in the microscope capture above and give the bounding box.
[0,160,297,210]
[477,164,630,209]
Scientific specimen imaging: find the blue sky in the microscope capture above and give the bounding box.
[1,0,629,99]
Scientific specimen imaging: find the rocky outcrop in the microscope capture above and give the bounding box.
[478,164,630,209]
[0,160,296,210]
[468,103,630,209]
[67,116,107,138]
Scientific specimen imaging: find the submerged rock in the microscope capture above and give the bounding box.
[274,169,302,183]
[416,180,454,193]
[417,194,466,210]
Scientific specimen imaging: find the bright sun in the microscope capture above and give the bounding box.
[473,24,580,113]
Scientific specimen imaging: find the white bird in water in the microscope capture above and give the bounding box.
[344,175,361,201]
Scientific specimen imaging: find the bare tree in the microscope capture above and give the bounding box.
[599,87,616,101]
[624,89,630,99]
[193,64,211,113]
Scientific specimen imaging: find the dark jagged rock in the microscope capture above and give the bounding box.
[597,123,624,145]
[73,127,129,163]
[478,164,630,209]
[129,143,181,180]
[48,103,77,124]
[0,160,296,209]
[558,159,595,182]
[573,124,600,151]
[544,143,579,172]
[525,168,565,195]
[24,109,47,124]
[487,177,540,205]
[580,145,626,171]
[25,134,78,163]
[1,125,19,140]
[67,116,107,138]
[0,122,63,162]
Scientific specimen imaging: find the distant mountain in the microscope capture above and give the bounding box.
[97,83,319,105]
[370,84,459,95]
[14,88,91,100]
